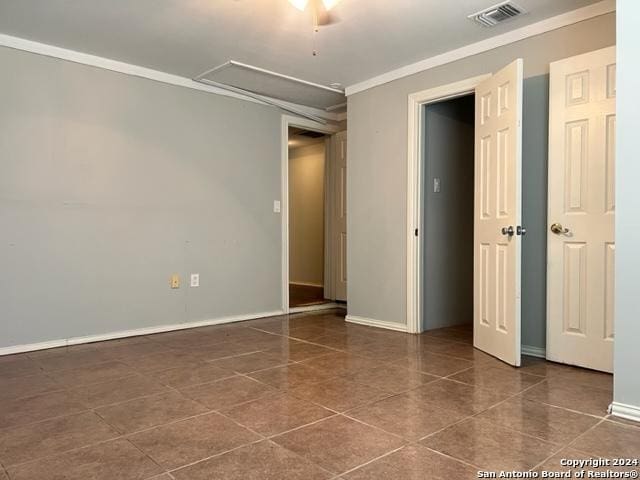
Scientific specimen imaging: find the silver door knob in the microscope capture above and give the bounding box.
[550,223,569,235]
[501,226,514,236]
[517,226,527,236]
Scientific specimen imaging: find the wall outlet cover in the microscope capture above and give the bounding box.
[273,200,281,213]
[190,273,200,287]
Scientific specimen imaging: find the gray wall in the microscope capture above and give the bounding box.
[614,1,640,411]
[422,96,474,330]
[289,141,325,286]
[347,13,616,348]
[0,46,283,348]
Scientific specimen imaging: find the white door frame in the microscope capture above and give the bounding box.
[281,115,341,314]
[406,74,491,334]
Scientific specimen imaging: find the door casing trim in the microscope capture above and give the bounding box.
[281,115,340,313]
[406,74,490,334]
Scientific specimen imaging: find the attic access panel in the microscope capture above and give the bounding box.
[194,61,345,110]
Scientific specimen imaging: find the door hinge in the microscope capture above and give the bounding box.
[414,228,419,237]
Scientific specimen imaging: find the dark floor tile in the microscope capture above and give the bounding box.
[149,363,234,388]
[448,366,544,395]
[209,352,290,374]
[0,390,86,429]
[300,353,382,376]
[347,392,468,441]
[421,417,558,471]
[552,367,613,391]
[422,326,473,344]
[223,393,334,436]
[476,397,600,444]
[47,361,135,387]
[523,378,612,417]
[309,334,373,351]
[95,390,208,434]
[247,363,337,389]
[0,411,118,466]
[172,440,332,480]
[342,444,477,480]
[0,355,43,380]
[342,364,438,394]
[0,374,62,402]
[69,374,171,408]
[289,377,389,412]
[518,356,575,377]
[407,379,509,417]
[31,349,114,372]
[7,438,162,480]
[571,420,640,458]
[128,412,259,470]
[272,415,404,474]
[97,340,175,360]
[180,376,276,410]
[123,351,200,373]
[395,351,473,377]
[189,342,262,362]
[265,341,336,362]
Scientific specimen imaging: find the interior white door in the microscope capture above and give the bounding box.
[333,131,347,302]
[547,47,616,373]
[474,59,524,367]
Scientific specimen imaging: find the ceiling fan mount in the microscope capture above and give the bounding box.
[289,0,341,30]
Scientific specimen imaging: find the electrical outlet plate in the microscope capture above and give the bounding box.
[273,200,281,213]
[190,273,200,287]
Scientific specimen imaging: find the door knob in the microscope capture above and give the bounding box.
[550,223,570,235]
[501,226,515,236]
[517,226,527,236]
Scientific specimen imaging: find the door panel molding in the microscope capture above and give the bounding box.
[546,46,616,372]
[473,59,524,367]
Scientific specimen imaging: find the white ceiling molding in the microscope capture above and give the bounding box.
[345,0,615,96]
[0,33,341,122]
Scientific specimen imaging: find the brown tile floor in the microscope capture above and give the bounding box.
[0,310,638,480]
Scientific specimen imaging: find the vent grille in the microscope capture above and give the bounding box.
[468,1,525,27]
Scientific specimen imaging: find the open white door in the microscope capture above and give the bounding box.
[547,47,616,373]
[474,59,524,367]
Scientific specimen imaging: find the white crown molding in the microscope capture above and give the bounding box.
[0,33,340,122]
[610,402,640,424]
[345,315,409,332]
[0,310,285,356]
[345,0,615,96]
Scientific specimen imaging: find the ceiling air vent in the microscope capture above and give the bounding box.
[468,1,525,27]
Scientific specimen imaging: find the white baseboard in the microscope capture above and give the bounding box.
[289,303,344,314]
[610,402,640,424]
[0,310,285,356]
[289,282,324,288]
[522,345,546,359]
[345,315,409,333]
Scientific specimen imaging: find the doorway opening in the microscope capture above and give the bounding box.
[282,117,347,313]
[421,94,475,333]
[288,127,331,308]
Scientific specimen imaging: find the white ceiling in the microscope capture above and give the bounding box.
[0,0,603,92]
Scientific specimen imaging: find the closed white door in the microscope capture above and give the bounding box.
[334,131,347,301]
[474,59,524,367]
[547,47,616,373]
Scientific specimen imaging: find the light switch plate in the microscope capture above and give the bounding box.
[170,274,180,289]
[190,273,200,288]
[273,200,281,213]
[433,177,441,193]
